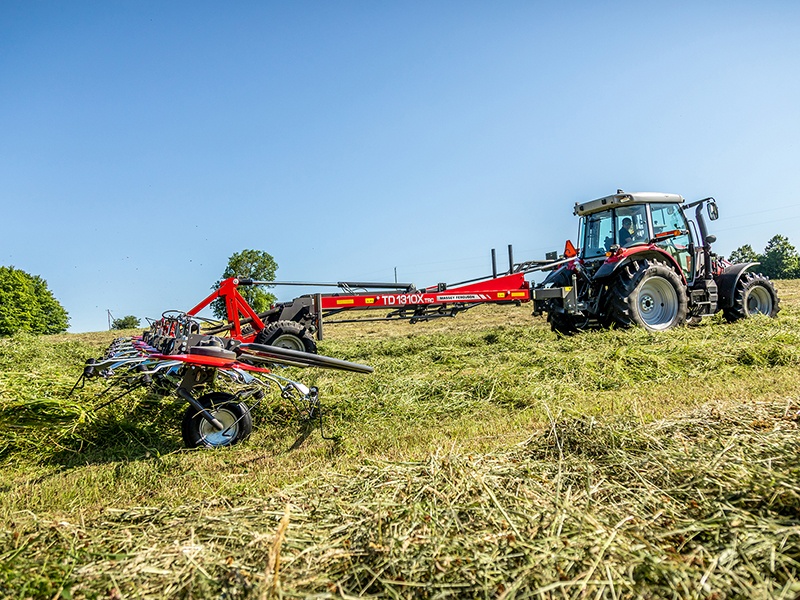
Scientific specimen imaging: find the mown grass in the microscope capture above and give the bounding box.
[1,282,799,598]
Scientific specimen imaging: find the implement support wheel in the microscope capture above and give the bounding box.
[181,391,253,449]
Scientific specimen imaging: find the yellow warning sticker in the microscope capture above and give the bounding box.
[336,299,355,305]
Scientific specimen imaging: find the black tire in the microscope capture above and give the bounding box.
[723,272,780,322]
[254,320,317,353]
[181,392,253,449]
[548,312,588,336]
[607,259,688,332]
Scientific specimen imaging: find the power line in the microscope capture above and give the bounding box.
[721,203,800,221]
[714,213,800,233]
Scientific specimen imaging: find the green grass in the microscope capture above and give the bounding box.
[1,282,800,598]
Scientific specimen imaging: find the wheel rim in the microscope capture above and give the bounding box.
[637,277,679,330]
[271,333,305,351]
[199,406,239,447]
[746,286,773,315]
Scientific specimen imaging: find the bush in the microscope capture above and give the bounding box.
[111,315,141,330]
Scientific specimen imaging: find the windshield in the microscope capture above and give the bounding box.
[616,205,648,247]
[650,203,689,236]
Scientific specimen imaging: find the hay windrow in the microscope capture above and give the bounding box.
[2,398,798,598]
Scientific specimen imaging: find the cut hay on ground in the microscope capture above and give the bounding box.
[3,398,798,598]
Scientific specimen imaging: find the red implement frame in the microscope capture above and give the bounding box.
[150,352,271,373]
[319,271,530,311]
[186,278,265,342]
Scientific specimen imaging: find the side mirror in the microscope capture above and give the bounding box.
[707,200,719,221]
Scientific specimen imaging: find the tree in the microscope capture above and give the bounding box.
[729,236,800,279]
[728,244,759,265]
[759,235,799,280]
[112,315,141,330]
[0,266,69,336]
[211,249,278,319]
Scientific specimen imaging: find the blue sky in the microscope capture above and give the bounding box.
[2,1,799,332]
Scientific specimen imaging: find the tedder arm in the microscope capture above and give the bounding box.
[243,245,563,341]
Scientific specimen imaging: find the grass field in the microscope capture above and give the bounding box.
[1,282,800,598]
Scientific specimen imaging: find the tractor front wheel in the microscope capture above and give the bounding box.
[254,320,317,353]
[607,260,688,332]
[181,392,253,449]
[723,272,780,321]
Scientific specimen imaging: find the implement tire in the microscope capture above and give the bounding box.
[723,272,780,322]
[254,320,317,354]
[607,259,687,332]
[181,392,252,449]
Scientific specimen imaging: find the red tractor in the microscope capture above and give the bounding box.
[532,191,780,334]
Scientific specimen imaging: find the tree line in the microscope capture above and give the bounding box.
[727,234,800,280]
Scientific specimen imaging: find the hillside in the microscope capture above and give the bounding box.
[1,282,800,598]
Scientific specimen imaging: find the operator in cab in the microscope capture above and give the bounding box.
[619,217,634,246]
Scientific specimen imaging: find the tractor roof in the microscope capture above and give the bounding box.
[574,191,685,216]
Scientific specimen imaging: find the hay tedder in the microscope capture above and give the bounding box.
[72,256,552,450]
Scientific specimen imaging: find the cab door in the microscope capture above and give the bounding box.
[649,204,694,281]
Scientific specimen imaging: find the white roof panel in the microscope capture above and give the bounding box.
[574,192,685,216]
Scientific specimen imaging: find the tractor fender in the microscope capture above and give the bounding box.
[593,248,686,284]
[541,264,573,287]
[716,262,760,308]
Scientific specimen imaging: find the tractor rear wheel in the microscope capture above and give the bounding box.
[723,272,780,321]
[607,259,688,332]
[181,392,253,449]
[254,320,317,353]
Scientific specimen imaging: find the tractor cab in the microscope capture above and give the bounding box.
[575,192,700,282]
